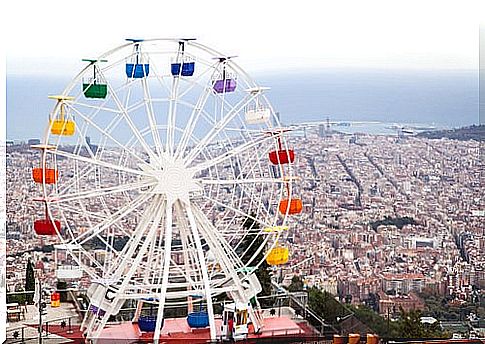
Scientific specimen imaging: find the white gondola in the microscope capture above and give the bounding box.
[244,87,271,124]
[245,106,271,124]
[54,244,84,279]
[221,302,250,341]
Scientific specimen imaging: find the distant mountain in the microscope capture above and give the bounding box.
[417,125,485,141]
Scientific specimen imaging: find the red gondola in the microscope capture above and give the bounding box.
[269,149,295,165]
[34,200,61,236]
[268,132,295,165]
[34,218,61,235]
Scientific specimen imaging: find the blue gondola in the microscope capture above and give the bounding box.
[125,39,149,78]
[171,62,195,77]
[171,40,196,77]
[138,315,162,332]
[182,62,195,76]
[187,311,209,328]
[171,63,181,76]
[126,63,149,78]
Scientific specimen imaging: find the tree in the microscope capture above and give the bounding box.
[349,304,400,338]
[25,258,35,303]
[307,287,343,326]
[288,276,304,292]
[240,213,272,303]
[396,308,447,339]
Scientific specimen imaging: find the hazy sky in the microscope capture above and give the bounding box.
[4,0,485,76]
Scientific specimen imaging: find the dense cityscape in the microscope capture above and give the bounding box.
[282,129,484,317]
[5,127,484,339]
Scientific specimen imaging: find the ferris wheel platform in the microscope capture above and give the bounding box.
[37,313,318,343]
[95,314,315,343]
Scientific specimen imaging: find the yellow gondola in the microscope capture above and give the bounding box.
[48,95,75,136]
[266,245,289,266]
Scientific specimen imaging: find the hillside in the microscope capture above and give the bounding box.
[417,125,485,141]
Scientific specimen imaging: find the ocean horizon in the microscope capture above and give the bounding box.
[6,68,479,141]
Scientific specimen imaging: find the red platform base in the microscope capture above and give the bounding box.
[35,316,317,343]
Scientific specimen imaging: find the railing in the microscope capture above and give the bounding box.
[6,314,79,343]
[5,287,338,342]
[269,281,339,336]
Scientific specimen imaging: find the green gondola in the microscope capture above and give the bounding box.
[82,59,108,99]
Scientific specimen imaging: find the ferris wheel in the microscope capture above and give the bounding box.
[31,38,302,342]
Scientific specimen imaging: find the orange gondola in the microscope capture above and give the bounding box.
[32,144,58,184]
[278,198,303,215]
[32,168,58,184]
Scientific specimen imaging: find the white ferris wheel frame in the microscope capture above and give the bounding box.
[35,38,298,343]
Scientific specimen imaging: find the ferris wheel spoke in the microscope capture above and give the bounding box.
[176,60,218,100]
[51,148,150,178]
[74,101,121,114]
[54,179,155,204]
[200,181,277,268]
[74,192,153,245]
[109,196,166,278]
[200,194,273,230]
[166,69,183,156]
[62,194,139,242]
[154,72,173,95]
[173,201,199,289]
[57,203,107,222]
[104,78,158,161]
[125,99,148,113]
[153,201,174,342]
[184,201,217,337]
[52,158,95,197]
[183,92,260,166]
[198,177,285,186]
[174,86,213,160]
[141,77,164,158]
[191,204,243,268]
[192,133,272,173]
[69,106,153,169]
[169,62,220,157]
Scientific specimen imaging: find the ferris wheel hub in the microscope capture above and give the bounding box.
[149,159,200,204]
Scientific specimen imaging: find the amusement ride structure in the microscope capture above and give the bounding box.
[31,38,304,343]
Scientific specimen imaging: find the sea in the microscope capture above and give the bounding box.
[6,68,479,141]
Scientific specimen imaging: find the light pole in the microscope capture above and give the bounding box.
[37,278,47,344]
[387,306,391,336]
[38,278,43,344]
